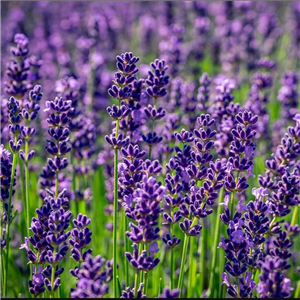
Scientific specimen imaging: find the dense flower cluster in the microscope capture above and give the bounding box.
[20,190,72,297]
[19,85,43,162]
[0,145,16,249]
[244,71,272,153]
[71,254,112,298]
[4,33,30,98]
[40,96,73,199]
[272,72,299,150]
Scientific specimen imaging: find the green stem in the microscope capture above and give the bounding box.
[134,271,139,298]
[24,120,30,237]
[0,250,4,296]
[269,216,276,229]
[159,277,163,295]
[170,223,174,289]
[124,216,129,287]
[25,146,32,298]
[170,248,174,290]
[230,191,235,219]
[177,233,190,297]
[260,216,277,254]
[0,202,3,237]
[113,107,120,298]
[187,237,195,297]
[144,272,148,296]
[18,158,26,239]
[220,280,226,298]
[113,148,118,298]
[196,273,201,297]
[148,146,152,161]
[24,144,30,237]
[295,280,300,298]
[1,202,4,289]
[140,268,144,289]
[117,276,122,297]
[50,264,56,298]
[70,154,78,216]
[55,171,59,198]
[148,112,155,160]
[236,276,240,298]
[4,151,17,296]
[78,200,86,216]
[199,225,206,295]
[207,187,224,298]
[291,205,299,226]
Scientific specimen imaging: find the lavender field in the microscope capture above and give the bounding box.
[1,1,300,298]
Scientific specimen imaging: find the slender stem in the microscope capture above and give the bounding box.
[159,277,163,295]
[0,202,3,238]
[170,223,174,289]
[149,115,155,160]
[113,148,118,298]
[24,118,30,237]
[259,216,277,254]
[24,142,32,298]
[24,140,30,238]
[191,217,198,228]
[134,271,139,298]
[269,216,276,229]
[116,118,120,136]
[196,274,201,297]
[55,170,59,198]
[170,247,174,289]
[230,171,239,219]
[113,105,120,298]
[230,191,235,219]
[50,264,56,298]
[4,151,17,296]
[291,205,299,226]
[124,216,129,287]
[265,216,277,239]
[144,272,148,296]
[177,233,190,297]
[1,251,5,291]
[187,237,195,297]
[235,276,240,298]
[199,225,205,295]
[140,268,144,288]
[207,187,224,298]
[70,154,78,216]
[18,158,26,238]
[220,279,226,298]
[148,146,152,160]
[295,280,300,299]
[78,200,87,216]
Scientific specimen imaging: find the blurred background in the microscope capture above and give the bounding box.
[1,1,300,298]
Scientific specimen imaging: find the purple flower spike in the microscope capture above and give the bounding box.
[257,256,292,298]
[162,233,181,249]
[5,33,30,97]
[144,105,166,121]
[125,244,160,272]
[73,213,91,229]
[179,218,202,236]
[105,133,130,149]
[158,287,180,298]
[121,283,146,298]
[71,254,111,298]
